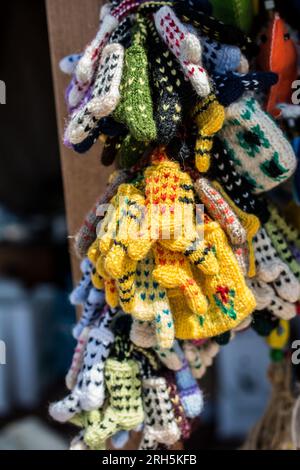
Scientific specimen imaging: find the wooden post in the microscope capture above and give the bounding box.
[45,0,112,281]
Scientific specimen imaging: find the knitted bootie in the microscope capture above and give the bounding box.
[219,96,297,193]
[65,327,91,391]
[84,358,144,448]
[195,177,247,246]
[201,36,241,73]
[154,6,211,97]
[175,359,204,418]
[211,138,270,222]
[163,371,192,440]
[154,341,184,371]
[212,71,278,107]
[139,377,181,449]
[131,252,175,349]
[130,320,157,349]
[253,228,288,283]
[68,12,119,109]
[113,20,157,142]
[192,93,225,172]
[49,311,115,422]
[66,43,124,146]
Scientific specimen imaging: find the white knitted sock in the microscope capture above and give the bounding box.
[154,6,210,97]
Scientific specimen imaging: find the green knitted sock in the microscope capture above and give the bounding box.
[113,16,156,142]
[84,359,144,448]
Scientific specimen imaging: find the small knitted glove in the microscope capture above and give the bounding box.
[154,6,211,97]
[192,93,225,172]
[212,71,278,107]
[175,358,204,418]
[84,358,144,449]
[139,377,181,449]
[49,310,115,422]
[67,12,118,109]
[219,96,297,193]
[131,252,175,349]
[201,36,241,74]
[195,177,247,246]
[66,43,124,146]
[113,16,157,141]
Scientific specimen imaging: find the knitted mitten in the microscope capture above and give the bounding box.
[66,43,124,146]
[68,12,118,109]
[131,252,175,349]
[65,327,90,391]
[195,177,247,246]
[163,370,192,440]
[201,36,241,73]
[49,310,115,422]
[130,319,156,348]
[183,340,220,379]
[192,93,225,172]
[84,358,144,448]
[175,359,204,418]
[219,96,296,193]
[154,6,211,97]
[154,341,184,371]
[113,17,157,141]
[212,71,278,107]
[211,138,270,222]
[139,377,181,449]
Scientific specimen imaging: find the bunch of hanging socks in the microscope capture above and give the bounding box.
[50,0,300,449]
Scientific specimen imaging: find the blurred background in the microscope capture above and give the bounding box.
[0,0,299,450]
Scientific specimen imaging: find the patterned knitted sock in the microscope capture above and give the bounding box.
[131,252,175,349]
[183,340,220,379]
[211,181,260,277]
[130,319,157,349]
[201,36,241,73]
[66,43,124,146]
[139,376,181,449]
[175,359,204,418]
[192,93,225,172]
[65,327,91,391]
[113,18,157,141]
[211,138,270,222]
[68,13,119,109]
[219,96,297,193]
[195,177,247,245]
[154,341,183,371]
[212,71,278,107]
[247,278,274,311]
[154,6,211,97]
[253,228,286,283]
[84,358,144,448]
[162,370,192,440]
[265,220,300,282]
[49,311,115,422]
[174,2,258,58]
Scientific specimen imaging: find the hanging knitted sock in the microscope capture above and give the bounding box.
[192,93,225,172]
[154,6,211,97]
[211,138,270,222]
[162,370,192,441]
[154,341,183,371]
[130,320,157,349]
[131,252,175,349]
[175,357,204,418]
[265,220,300,282]
[218,96,297,193]
[212,71,278,107]
[113,16,157,141]
[195,177,247,245]
[49,310,115,422]
[66,43,124,146]
[84,358,144,448]
[247,278,274,311]
[253,228,286,283]
[139,376,181,449]
[65,327,91,391]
